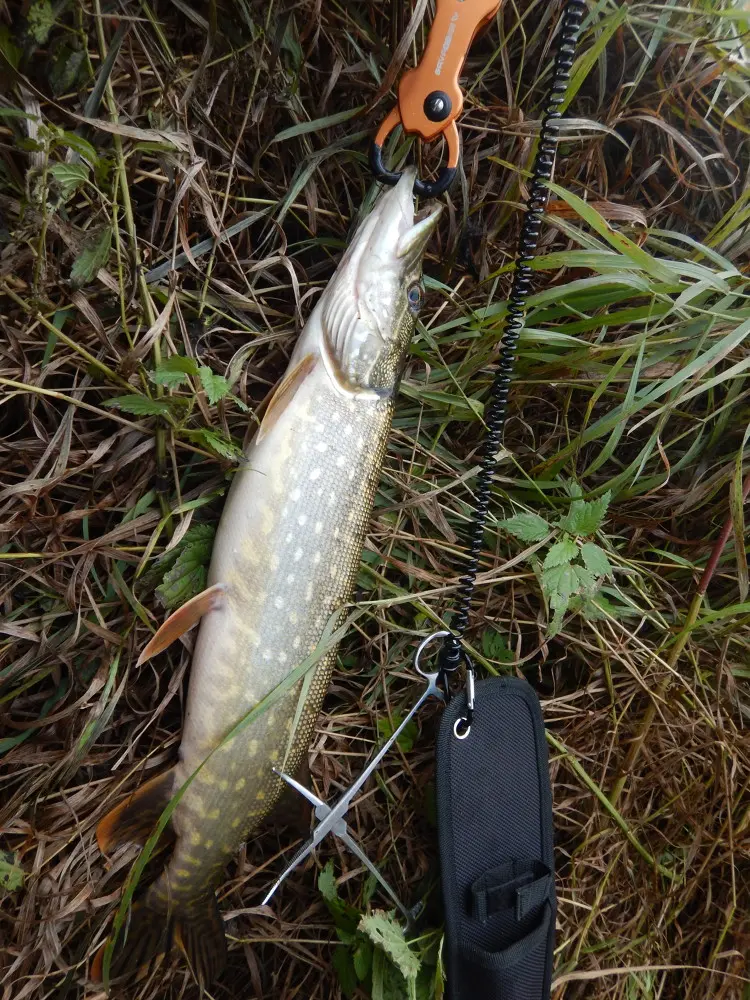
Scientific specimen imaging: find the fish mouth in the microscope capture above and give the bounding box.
[367,169,442,262]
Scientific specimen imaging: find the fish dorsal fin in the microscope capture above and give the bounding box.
[96,768,176,853]
[137,583,226,667]
[256,353,316,443]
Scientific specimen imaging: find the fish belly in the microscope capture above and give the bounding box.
[168,360,392,870]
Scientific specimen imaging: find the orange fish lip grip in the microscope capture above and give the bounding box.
[370,0,502,197]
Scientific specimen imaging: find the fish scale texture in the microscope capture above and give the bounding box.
[159,370,395,899]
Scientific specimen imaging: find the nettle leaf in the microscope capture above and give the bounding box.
[359,911,421,986]
[0,851,24,893]
[557,491,611,536]
[150,354,199,389]
[543,538,578,569]
[70,225,112,287]
[156,525,215,610]
[581,541,612,578]
[198,365,231,405]
[49,161,89,198]
[498,512,550,543]
[104,394,174,418]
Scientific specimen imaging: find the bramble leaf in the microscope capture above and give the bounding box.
[184,428,243,462]
[49,162,89,199]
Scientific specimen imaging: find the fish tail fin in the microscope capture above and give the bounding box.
[90,892,172,983]
[172,891,227,987]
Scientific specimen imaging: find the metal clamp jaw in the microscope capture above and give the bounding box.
[370,0,502,197]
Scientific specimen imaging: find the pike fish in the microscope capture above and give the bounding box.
[93,170,441,986]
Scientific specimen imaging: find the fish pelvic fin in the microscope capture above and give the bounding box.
[90,895,171,984]
[256,352,316,443]
[96,768,176,853]
[137,583,226,666]
[172,891,227,988]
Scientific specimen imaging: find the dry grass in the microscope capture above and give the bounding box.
[1,0,750,998]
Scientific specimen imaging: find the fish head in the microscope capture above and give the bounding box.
[317,169,442,396]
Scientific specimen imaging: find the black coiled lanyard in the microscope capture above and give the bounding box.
[372,0,587,734]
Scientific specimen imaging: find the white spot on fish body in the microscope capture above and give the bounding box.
[290,488,301,501]
[286,532,293,544]
[298,515,307,526]
[336,455,346,468]
[315,441,327,452]
[313,551,321,565]
[293,636,301,649]
[310,468,321,481]
[274,596,284,609]
[287,573,295,584]
[305,582,313,601]
[344,426,353,436]
[294,547,303,561]
[315,422,325,432]
[315,522,323,534]
[279,651,288,664]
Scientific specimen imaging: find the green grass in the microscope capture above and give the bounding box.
[1,0,750,998]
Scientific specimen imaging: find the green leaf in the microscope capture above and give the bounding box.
[57,130,99,165]
[0,26,22,69]
[353,939,373,981]
[572,564,597,597]
[0,851,24,893]
[49,43,86,95]
[104,394,174,418]
[198,365,230,405]
[481,629,514,663]
[49,162,89,198]
[333,945,358,998]
[271,105,366,144]
[543,538,578,569]
[359,911,421,985]
[150,354,199,388]
[318,860,338,903]
[155,526,215,610]
[185,428,243,462]
[498,512,550,543]
[70,225,112,287]
[542,563,577,606]
[580,542,612,578]
[557,491,611,536]
[377,716,418,753]
[27,0,55,44]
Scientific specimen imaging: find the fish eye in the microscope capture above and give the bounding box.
[407,282,424,314]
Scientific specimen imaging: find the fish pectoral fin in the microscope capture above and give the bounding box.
[96,768,176,853]
[173,891,227,988]
[256,352,316,443]
[137,583,226,666]
[90,896,171,984]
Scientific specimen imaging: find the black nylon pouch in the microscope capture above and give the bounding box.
[436,677,555,1000]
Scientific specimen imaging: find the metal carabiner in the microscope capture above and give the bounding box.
[370,0,502,197]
